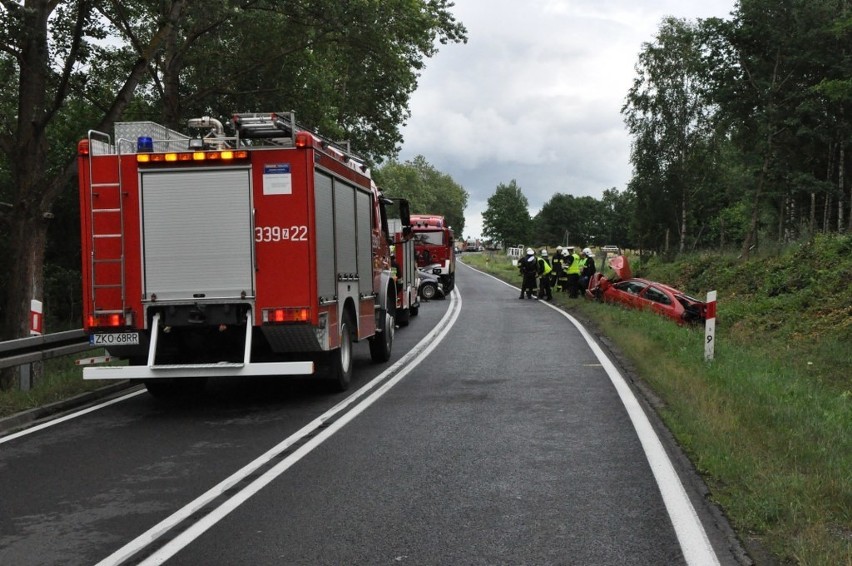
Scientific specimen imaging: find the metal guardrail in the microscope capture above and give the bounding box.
[0,330,93,390]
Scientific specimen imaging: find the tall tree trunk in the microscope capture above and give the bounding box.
[810,192,816,235]
[840,142,847,232]
[741,145,771,260]
[1,0,188,390]
[824,194,832,232]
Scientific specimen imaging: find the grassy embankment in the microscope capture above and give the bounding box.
[465,233,850,566]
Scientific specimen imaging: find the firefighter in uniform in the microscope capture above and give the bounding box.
[565,245,581,298]
[551,246,565,292]
[580,247,596,292]
[559,247,572,293]
[537,248,553,301]
[518,248,538,299]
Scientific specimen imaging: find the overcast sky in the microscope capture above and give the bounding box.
[397,0,736,240]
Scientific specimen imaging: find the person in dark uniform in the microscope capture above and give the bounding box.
[564,246,581,298]
[551,246,565,292]
[580,247,597,291]
[518,248,538,299]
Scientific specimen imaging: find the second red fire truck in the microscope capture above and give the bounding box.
[410,214,456,292]
[77,112,409,396]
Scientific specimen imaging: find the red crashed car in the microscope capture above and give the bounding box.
[585,256,707,324]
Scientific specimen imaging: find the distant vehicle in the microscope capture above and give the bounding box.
[586,256,707,325]
[418,265,445,300]
[410,215,456,292]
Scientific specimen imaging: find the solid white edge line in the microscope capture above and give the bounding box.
[464,261,720,566]
[0,390,147,444]
[140,291,464,566]
[94,289,462,566]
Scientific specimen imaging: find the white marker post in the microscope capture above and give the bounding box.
[704,291,717,362]
[30,299,43,336]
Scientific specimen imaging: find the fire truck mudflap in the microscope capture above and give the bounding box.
[77,112,403,395]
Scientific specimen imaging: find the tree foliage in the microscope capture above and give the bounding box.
[374,155,468,235]
[622,1,851,257]
[481,180,532,247]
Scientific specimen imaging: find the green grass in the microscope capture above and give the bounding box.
[0,350,110,418]
[465,238,852,566]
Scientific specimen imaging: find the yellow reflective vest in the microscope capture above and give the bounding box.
[566,252,581,274]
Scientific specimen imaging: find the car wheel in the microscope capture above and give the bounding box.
[420,282,437,300]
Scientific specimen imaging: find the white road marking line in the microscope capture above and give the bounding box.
[95,290,463,566]
[0,390,147,444]
[464,261,720,566]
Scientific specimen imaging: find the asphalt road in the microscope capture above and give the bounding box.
[0,261,746,565]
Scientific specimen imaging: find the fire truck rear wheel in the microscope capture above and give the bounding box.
[327,311,354,391]
[369,309,394,363]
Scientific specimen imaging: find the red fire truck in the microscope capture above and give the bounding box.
[410,214,455,292]
[388,203,419,327]
[77,112,408,396]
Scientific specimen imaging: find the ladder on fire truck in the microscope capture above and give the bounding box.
[232,112,297,142]
[85,130,128,324]
[232,112,359,163]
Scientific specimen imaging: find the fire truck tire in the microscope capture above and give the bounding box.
[369,309,394,363]
[143,378,207,399]
[410,304,419,317]
[444,274,455,292]
[326,311,354,391]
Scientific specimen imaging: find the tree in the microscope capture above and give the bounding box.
[0,0,188,389]
[599,188,636,248]
[623,17,718,255]
[705,0,851,255]
[534,193,605,247]
[481,180,531,247]
[374,155,468,235]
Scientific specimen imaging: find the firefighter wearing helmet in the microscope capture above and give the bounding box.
[564,245,581,298]
[518,247,538,299]
[579,247,596,291]
[551,245,565,292]
[537,248,553,301]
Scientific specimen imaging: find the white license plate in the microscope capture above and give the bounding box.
[90,332,140,346]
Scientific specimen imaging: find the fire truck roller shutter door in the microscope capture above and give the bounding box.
[334,181,357,274]
[334,180,360,333]
[355,189,372,291]
[314,173,335,300]
[141,168,253,301]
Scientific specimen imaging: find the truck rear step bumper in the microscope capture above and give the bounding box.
[83,309,315,380]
